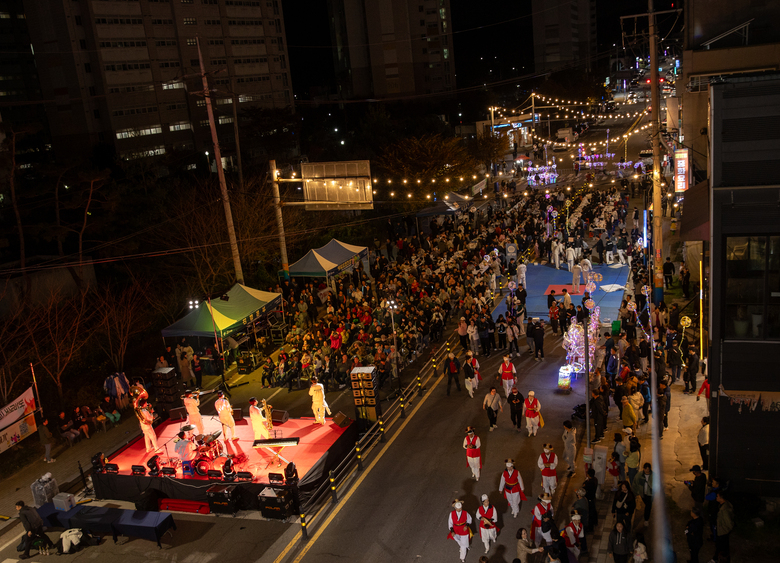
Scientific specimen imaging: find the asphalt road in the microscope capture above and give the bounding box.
[279,325,591,563]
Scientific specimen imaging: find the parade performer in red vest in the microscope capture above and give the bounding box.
[496,355,517,397]
[538,443,559,495]
[447,499,473,562]
[476,494,499,554]
[499,458,528,518]
[463,426,482,482]
[531,493,553,542]
[524,390,541,436]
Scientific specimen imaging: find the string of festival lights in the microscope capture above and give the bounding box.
[530,122,652,147]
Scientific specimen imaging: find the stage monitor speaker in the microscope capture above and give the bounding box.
[207,470,223,481]
[332,412,351,428]
[271,410,289,425]
[104,463,119,474]
[131,465,146,476]
[169,407,187,421]
[268,473,284,485]
[207,484,239,514]
[232,407,244,421]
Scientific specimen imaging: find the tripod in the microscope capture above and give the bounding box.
[78,461,94,497]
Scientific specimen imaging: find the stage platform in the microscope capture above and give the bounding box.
[94,416,357,512]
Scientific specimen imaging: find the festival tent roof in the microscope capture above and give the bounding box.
[289,239,367,278]
[161,284,281,339]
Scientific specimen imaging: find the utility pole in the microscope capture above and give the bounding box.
[197,37,244,284]
[232,93,244,192]
[269,160,290,276]
[649,0,664,304]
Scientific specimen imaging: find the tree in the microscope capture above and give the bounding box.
[467,132,510,174]
[93,281,152,371]
[374,134,479,197]
[25,288,95,403]
[0,281,32,405]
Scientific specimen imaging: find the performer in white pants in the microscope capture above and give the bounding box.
[538,444,559,495]
[136,399,159,453]
[248,397,269,441]
[498,459,527,518]
[562,420,577,475]
[309,376,330,425]
[476,494,499,554]
[447,500,473,562]
[497,355,517,398]
[518,261,527,288]
[183,391,204,436]
[215,391,237,441]
[463,427,482,481]
[524,391,541,436]
[530,493,553,543]
[564,512,585,559]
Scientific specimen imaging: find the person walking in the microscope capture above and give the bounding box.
[563,512,585,560]
[499,459,527,518]
[591,390,608,443]
[538,444,559,495]
[15,500,53,559]
[612,481,636,529]
[457,317,470,351]
[685,507,704,563]
[445,353,462,396]
[497,354,517,397]
[698,417,710,471]
[688,465,707,511]
[562,420,577,476]
[530,493,553,543]
[607,522,634,563]
[632,463,654,527]
[464,427,482,482]
[524,390,541,437]
[38,418,55,464]
[476,494,499,554]
[447,499,473,563]
[533,321,546,361]
[483,387,503,431]
[572,261,583,294]
[621,396,638,432]
[507,387,524,432]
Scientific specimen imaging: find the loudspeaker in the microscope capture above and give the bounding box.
[169,406,187,421]
[271,410,289,425]
[258,488,293,520]
[207,484,239,514]
[135,488,162,512]
[332,411,351,428]
[232,407,243,421]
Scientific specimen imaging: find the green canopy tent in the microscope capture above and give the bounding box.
[289,238,369,289]
[162,284,282,369]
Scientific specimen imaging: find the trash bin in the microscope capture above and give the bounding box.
[612,320,622,335]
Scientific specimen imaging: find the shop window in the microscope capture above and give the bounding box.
[724,235,780,340]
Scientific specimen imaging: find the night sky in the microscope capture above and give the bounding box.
[282,0,679,101]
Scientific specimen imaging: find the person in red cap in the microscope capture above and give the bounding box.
[499,458,527,518]
[538,444,559,495]
[447,499,473,562]
[463,427,482,481]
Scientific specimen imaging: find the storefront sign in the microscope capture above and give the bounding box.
[674,148,689,192]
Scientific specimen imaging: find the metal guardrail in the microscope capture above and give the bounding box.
[294,331,459,540]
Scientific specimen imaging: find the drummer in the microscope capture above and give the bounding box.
[174,431,197,475]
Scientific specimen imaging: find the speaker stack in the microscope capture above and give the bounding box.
[350,367,381,422]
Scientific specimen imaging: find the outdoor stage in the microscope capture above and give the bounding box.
[93,415,357,511]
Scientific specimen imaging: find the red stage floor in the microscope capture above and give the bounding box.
[108,416,349,482]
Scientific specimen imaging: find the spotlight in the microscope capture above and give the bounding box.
[236,471,254,482]
[268,472,285,485]
[131,465,147,476]
[147,455,160,477]
[104,463,119,474]
[284,462,299,486]
[207,470,223,481]
[222,457,236,483]
[161,467,176,477]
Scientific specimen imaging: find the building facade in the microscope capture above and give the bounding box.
[20,0,293,161]
[531,0,595,73]
[328,0,455,99]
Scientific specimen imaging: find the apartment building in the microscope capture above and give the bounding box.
[531,0,596,73]
[328,0,456,99]
[21,0,293,161]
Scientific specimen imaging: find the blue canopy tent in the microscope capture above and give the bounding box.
[289,239,369,288]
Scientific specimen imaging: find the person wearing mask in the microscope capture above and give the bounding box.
[499,458,527,518]
[523,390,541,437]
[507,387,524,432]
[463,427,482,482]
[475,494,499,554]
[685,507,704,563]
[538,444,559,495]
[632,463,654,527]
[447,499,473,563]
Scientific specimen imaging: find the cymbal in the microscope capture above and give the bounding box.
[181,425,195,432]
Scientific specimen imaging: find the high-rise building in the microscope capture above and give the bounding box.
[0,0,50,164]
[328,0,456,99]
[20,0,293,162]
[531,0,596,73]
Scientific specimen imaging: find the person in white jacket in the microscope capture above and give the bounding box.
[308,376,330,425]
[447,499,473,562]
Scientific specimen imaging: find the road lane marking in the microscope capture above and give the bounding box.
[271,371,446,563]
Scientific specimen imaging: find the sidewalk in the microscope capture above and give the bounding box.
[0,415,142,532]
